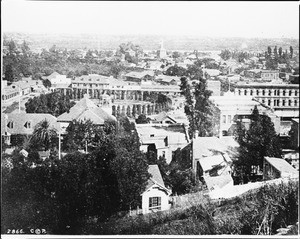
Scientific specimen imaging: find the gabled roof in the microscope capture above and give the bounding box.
[72,74,110,84]
[199,155,227,172]
[1,113,59,135]
[144,165,171,194]
[155,112,177,123]
[57,96,116,124]
[125,71,155,79]
[42,72,61,80]
[204,173,233,191]
[264,157,298,175]
[193,136,239,159]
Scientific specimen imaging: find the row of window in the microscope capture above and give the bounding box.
[2,92,19,100]
[261,99,298,107]
[238,89,298,97]
[7,121,31,129]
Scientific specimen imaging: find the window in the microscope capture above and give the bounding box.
[149,197,161,210]
[24,121,31,129]
[289,90,292,96]
[282,100,285,106]
[295,91,298,96]
[289,100,292,106]
[150,134,154,137]
[250,90,253,96]
[228,115,232,124]
[222,115,226,124]
[295,100,298,107]
[268,100,271,106]
[162,151,166,158]
[244,90,247,95]
[283,90,286,96]
[256,90,259,96]
[268,90,271,96]
[262,90,265,96]
[7,121,14,129]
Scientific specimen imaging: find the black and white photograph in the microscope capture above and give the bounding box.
[1,0,299,237]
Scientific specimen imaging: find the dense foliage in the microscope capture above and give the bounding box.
[81,180,298,235]
[180,64,220,138]
[1,116,150,234]
[234,106,282,179]
[25,91,75,117]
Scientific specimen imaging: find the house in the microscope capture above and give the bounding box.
[151,112,177,124]
[9,78,37,96]
[155,75,180,86]
[210,92,281,137]
[57,94,116,133]
[42,72,61,81]
[192,136,239,184]
[124,71,155,84]
[141,165,171,214]
[207,80,221,96]
[244,69,279,81]
[1,113,59,146]
[201,153,235,190]
[136,124,189,164]
[263,157,299,180]
[203,69,221,79]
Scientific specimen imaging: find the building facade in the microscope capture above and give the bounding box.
[234,83,299,120]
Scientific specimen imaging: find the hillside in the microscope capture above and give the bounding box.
[82,180,298,235]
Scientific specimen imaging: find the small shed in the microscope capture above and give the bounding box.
[141,165,171,214]
[263,157,299,180]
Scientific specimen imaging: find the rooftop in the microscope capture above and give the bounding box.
[57,95,116,124]
[265,157,298,175]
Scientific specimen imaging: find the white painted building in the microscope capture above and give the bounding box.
[141,165,171,214]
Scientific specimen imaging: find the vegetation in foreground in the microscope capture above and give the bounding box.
[83,180,298,235]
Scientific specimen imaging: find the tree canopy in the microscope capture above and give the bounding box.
[180,64,220,138]
[25,92,75,117]
[2,116,150,234]
[234,106,282,178]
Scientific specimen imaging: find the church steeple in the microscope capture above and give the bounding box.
[159,39,167,59]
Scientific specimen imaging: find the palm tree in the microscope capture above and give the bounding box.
[32,119,57,151]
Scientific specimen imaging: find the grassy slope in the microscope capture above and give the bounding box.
[83,180,298,235]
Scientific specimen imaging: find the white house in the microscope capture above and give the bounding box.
[141,165,171,214]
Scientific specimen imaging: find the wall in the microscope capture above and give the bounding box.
[263,160,281,180]
[142,186,170,214]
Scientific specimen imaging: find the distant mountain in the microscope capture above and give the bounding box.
[3,32,299,52]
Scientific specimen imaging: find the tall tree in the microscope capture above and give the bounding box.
[180,64,218,138]
[31,119,58,151]
[289,46,293,58]
[278,47,283,58]
[273,46,278,59]
[4,64,15,84]
[234,106,282,177]
[267,46,272,57]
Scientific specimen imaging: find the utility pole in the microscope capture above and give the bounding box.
[58,123,61,160]
[18,84,21,113]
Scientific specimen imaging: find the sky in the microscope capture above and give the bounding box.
[2,1,299,39]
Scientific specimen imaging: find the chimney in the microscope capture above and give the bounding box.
[194,130,199,139]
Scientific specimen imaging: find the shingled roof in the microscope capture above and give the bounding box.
[193,136,239,159]
[1,113,59,135]
[265,157,298,177]
[57,95,116,124]
[144,165,171,194]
